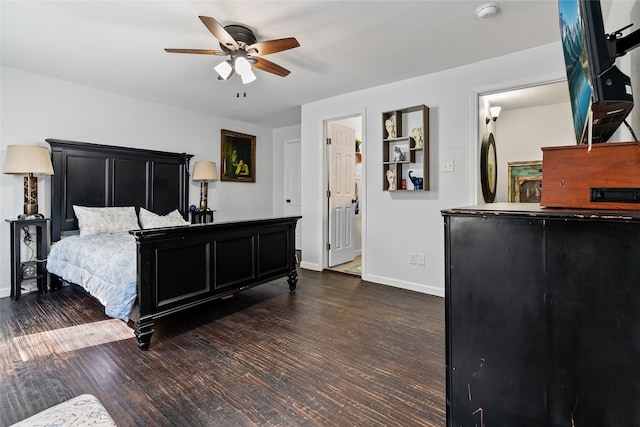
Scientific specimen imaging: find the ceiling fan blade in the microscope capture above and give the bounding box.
[199,16,238,50]
[164,48,226,55]
[247,37,300,55]
[252,57,291,77]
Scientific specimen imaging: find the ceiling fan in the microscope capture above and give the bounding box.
[165,16,300,84]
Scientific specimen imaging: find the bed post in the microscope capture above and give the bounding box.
[288,252,298,290]
[134,318,154,351]
[287,271,298,290]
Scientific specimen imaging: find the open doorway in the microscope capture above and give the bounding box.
[476,80,572,203]
[325,115,362,276]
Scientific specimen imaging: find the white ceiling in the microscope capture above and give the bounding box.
[1,1,563,128]
[483,80,570,112]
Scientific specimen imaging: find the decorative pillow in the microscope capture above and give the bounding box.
[138,208,189,229]
[73,206,140,236]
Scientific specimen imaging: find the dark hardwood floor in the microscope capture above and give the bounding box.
[0,269,445,426]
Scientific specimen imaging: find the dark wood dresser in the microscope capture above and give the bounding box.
[442,203,640,426]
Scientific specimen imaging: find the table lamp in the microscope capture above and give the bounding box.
[3,145,54,219]
[192,161,218,211]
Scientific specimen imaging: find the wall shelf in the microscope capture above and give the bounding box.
[382,105,429,191]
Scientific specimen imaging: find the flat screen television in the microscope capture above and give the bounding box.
[559,0,637,144]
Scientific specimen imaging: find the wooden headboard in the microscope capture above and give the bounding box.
[47,139,193,241]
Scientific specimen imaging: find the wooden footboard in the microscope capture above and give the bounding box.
[130,216,300,350]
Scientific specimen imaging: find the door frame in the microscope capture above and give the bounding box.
[284,139,302,250]
[471,73,567,205]
[323,114,364,271]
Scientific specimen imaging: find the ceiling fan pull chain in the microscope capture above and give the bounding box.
[234,74,247,98]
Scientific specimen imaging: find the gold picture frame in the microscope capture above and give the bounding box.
[508,161,542,203]
[220,129,256,182]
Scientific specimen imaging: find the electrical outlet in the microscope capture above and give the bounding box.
[443,160,455,172]
[416,253,425,265]
[409,252,417,265]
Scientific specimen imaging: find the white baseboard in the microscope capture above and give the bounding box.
[361,273,444,298]
[299,261,322,271]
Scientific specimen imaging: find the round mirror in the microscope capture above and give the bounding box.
[480,132,497,203]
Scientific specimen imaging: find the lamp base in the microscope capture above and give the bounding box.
[199,181,209,211]
[21,176,42,220]
[18,213,44,220]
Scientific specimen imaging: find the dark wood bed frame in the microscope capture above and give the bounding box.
[47,139,300,350]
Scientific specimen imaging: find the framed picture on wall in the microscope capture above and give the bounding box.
[220,129,256,182]
[508,161,542,202]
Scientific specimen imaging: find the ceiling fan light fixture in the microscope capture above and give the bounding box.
[235,56,256,84]
[215,60,233,80]
[166,16,299,86]
[234,56,252,75]
[240,68,257,84]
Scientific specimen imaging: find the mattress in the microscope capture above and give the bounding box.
[47,232,137,321]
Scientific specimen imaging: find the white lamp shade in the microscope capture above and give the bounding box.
[3,145,54,175]
[235,56,251,76]
[215,61,233,80]
[192,161,218,181]
[240,67,257,84]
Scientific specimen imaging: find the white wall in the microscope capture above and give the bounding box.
[493,102,574,202]
[0,66,274,298]
[606,0,640,141]
[300,42,568,297]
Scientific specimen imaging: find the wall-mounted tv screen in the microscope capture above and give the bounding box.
[559,0,635,144]
[559,0,592,144]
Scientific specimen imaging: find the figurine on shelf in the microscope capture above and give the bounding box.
[392,146,404,161]
[412,127,424,148]
[385,117,396,139]
[386,169,397,191]
[408,170,424,190]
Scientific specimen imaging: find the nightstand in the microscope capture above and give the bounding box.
[191,210,215,224]
[6,218,51,300]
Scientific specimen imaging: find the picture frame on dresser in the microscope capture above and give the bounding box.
[515,176,542,203]
[220,129,256,182]
[508,160,543,203]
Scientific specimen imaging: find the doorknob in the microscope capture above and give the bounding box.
[286,199,291,203]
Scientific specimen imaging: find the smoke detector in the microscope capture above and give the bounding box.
[476,2,499,19]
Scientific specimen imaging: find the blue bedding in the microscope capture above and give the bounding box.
[47,232,137,321]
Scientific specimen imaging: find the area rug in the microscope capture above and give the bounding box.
[344,264,362,275]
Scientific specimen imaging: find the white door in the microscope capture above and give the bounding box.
[328,123,356,267]
[285,140,302,249]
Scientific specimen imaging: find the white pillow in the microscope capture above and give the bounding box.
[73,206,140,236]
[138,208,189,229]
